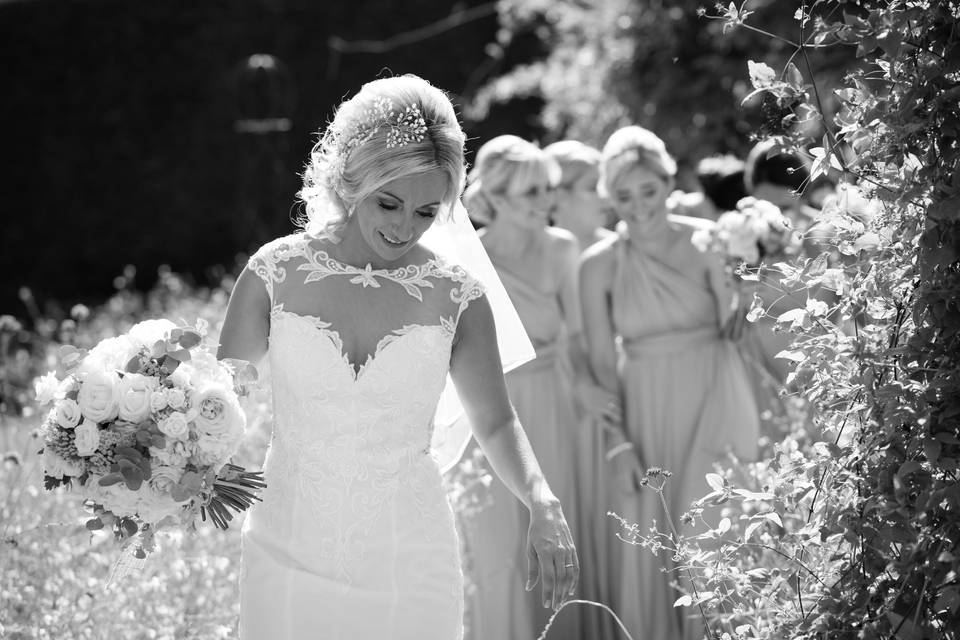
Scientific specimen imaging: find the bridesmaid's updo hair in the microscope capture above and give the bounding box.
[298,75,467,238]
[599,126,677,198]
[463,135,560,225]
[543,140,602,191]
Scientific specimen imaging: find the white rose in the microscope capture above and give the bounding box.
[193,388,243,443]
[165,387,187,410]
[148,465,183,495]
[55,398,83,429]
[77,370,120,423]
[149,439,189,467]
[135,487,182,523]
[149,390,168,412]
[88,481,141,519]
[80,335,137,373]
[117,374,158,422]
[193,438,231,468]
[128,319,177,348]
[158,412,189,440]
[34,372,61,406]
[42,447,83,478]
[167,368,191,389]
[73,419,101,457]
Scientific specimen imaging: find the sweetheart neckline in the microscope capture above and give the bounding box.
[271,308,450,383]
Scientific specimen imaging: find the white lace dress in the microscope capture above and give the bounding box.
[239,233,484,640]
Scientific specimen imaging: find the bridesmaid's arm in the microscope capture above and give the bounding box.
[580,242,647,489]
[578,244,619,394]
[217,268,270,366]
[554,232,622,424]
[449,293,578,610]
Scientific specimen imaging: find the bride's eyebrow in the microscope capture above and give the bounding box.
[379,190,440,208]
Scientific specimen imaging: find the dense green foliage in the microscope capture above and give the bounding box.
[605,2,960,638]
[469,0,857,183]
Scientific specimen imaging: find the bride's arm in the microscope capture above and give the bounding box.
[449,294,578,610]
[217,268,270,365]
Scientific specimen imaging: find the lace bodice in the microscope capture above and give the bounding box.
[244,232,484,584]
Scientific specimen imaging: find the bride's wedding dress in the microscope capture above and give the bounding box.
[239,232,484,640]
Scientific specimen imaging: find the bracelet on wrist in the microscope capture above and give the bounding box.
[605,441,635,462]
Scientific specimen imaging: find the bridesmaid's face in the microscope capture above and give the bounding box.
[609,164,672,227]
[355,171,447,261]
[551,171,610,232]
[497,178,554,230]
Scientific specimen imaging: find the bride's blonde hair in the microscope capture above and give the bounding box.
[297,75,467,238]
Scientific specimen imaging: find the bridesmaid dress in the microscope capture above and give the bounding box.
[609,230,759,640]
[462,261,581,640]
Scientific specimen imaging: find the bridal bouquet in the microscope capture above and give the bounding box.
[34,318,263,560]
[692,196,794,265]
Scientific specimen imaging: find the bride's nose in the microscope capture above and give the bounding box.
[391,212,415,242]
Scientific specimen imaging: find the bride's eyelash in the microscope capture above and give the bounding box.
[418,210,437,219]
[378,200,399,211]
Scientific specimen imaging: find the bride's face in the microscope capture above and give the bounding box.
[355,171,448,260]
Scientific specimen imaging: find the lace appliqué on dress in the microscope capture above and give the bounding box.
[247,233,486,591]
[297,246,438,300]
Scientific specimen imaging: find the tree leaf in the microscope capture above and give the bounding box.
[763,512,783,527]
[674,594,693,607]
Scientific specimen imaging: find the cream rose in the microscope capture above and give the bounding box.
[158,412,189,440]
[73,419,101,457]
[127,319,177,348]
[55,398,83,429]
[34,372,61,406]
[117,373,158,422]
[150,390,168,412]
[77,370,120,423]
[193,438,231,467]
[193,388,243,442]
[80,335,136,374]
[149,442,187,468]
[165,387,187,410]
[148,464,183,495]
[167,368,191,389]
[42,447,83,478]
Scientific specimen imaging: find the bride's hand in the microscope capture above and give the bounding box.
[525,498,579,610]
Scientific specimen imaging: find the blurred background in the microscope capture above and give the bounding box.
[0,0,852,317]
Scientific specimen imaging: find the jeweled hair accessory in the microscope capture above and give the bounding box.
[340,98,428,157]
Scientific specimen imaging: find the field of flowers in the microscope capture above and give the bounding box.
[1,270,266,639]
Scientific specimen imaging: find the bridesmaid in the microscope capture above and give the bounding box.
[543,140,616,250]
[544,138,620,640]
[579,126,760,640]
[461,135,619,640]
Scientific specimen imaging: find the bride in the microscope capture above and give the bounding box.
[217,74,578,639]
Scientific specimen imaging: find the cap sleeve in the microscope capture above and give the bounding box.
[246,234,301,307]
[447,264,487,326]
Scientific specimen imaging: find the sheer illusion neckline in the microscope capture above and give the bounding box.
[271,308,449,382]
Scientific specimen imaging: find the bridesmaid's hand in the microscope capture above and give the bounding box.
[610,444,646,493]
[525,499,579,610]
[574,378,622,425]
